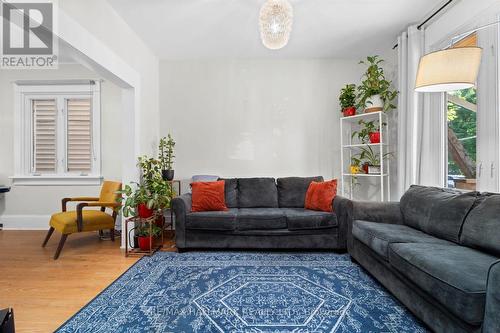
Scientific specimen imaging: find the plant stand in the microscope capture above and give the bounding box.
[124,214,164,257]
[340,111,391,201]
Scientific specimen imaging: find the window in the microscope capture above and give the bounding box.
[12,81,101,185]
[446,34,477,191]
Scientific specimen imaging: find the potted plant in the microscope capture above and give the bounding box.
[339,84,357,117]
[117,182,153,218]
[358,146,392,174]
[351,120,386,144]
[350,155,363,174]
[137,155,173,225]
[159,134,176,181]
[136,222,162,251]
[357,55,398,113]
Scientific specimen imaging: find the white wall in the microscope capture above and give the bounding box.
[58,0,160,154]
[0,64,122,229]
[159,59,364,190]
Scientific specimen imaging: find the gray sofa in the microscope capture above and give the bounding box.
[172,177,349,251]
[347,185,500,333]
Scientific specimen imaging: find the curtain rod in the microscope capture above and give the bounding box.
[392,0,454,50]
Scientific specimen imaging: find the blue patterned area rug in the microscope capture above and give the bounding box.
[57,252,428,333]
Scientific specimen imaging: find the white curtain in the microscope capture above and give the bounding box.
[396,25,425,197]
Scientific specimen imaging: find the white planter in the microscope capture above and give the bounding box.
[368,165,381,174]
[365,94,384,113]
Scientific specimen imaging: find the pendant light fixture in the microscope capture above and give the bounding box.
[259,0,293,50]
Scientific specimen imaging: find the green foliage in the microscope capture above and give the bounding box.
[116,182,149,217]
[447,88,477,175]
[339,84,357,110]
[117,153,174,217]
[136,222,162,237]
[158,134,176,170]
[355,145,392,166]
[357,55,398,111]
[351,120,385,143]
[138,156,162,187]
[350,155,363,167]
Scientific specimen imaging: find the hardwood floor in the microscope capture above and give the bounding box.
[0,230,175,333]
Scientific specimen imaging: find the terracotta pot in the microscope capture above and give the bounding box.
[137,203,154,218]
[369,132,381,144]
[343,107,356,117]
[138,236,153,251]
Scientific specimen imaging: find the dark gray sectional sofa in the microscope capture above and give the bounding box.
[172,177,349,251]
[347,185,500,333]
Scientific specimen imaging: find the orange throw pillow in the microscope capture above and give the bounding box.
[191,180,228,212]
[305,179,337,212]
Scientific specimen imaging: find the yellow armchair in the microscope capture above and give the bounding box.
[42,180,122,259]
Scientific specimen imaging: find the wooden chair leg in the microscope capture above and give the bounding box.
[110,229,115,242]
[42,227,55,247]
[54,234,68,260]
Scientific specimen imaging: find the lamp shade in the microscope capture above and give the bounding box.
[415,47,482,92]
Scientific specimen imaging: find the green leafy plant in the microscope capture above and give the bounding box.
[117,155,174,217]
[138,156,162,187]
[159,134,176,170]
[116,182,149,217]
[358,145,392,166]
[136,222,163,237]
[357,55,398,112]
[351,120,385,143]
[339,84,357,111]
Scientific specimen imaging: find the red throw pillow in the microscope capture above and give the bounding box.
[305,179,337,212]
[191,180,228,212]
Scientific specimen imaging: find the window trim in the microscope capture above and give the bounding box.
[11,81,102,186]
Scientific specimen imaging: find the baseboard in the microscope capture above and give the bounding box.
[0,215,50,230]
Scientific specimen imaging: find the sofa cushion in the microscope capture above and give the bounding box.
[236,208,286,231]
[219,178,238,208]
[238,178,278,208]
[185,209,237,231]
[400,185,477,243]
[352,220,452,260]
[461,192,500,257]
[277,176,323,208]
[389,243,498,325]
[282,208,337,230]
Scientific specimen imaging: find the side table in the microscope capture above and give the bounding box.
[125,214,164,257]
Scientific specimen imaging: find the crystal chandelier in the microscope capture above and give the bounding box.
[259,0,294,50]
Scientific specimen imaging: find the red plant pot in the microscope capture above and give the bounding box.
[362,163,369,174]
[369,132,381,144]
[137,203,154,218]
[343,107,356,117]
[138,236,153,251]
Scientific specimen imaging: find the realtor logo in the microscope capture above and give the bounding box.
[1,1,58,68]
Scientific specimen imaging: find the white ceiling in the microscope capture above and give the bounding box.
[108,0,442,59]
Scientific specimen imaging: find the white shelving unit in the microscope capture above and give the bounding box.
[340,111,390,201]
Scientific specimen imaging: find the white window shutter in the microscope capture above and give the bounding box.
[66,98,92,173]
[32,99,57,173]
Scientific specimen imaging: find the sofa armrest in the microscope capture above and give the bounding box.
[483,259,500,333]
[346,200,403,253]
[171,193,192,248]
[353,201,403,224]
[333,196,353,250]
